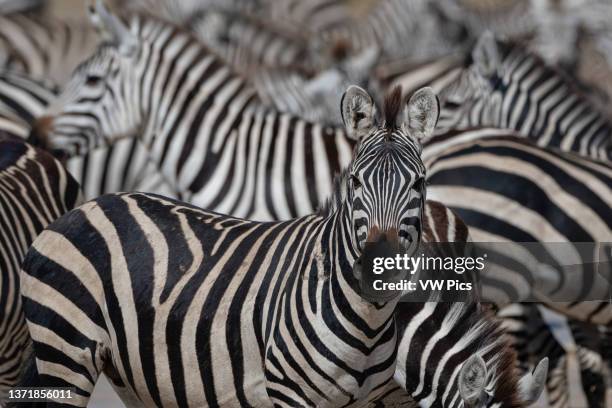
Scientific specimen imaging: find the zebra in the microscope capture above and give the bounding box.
[499,303,610,407]
[252,45,380,125]
[366,195,548,407]
[0,69,176,202]
[20,7,555,404]
[438,31,612,163]
[17,83,442,407]
[28,2,358,221]
[0,135,81,401]
[184,7,315,76]
[29,3,610,325]
[393,302,548,408]
[422,128,612,325]
[0,13,100,86]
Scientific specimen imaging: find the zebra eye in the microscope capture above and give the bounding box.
[413,178,426,191]
[85,75,103,86]
[350,174,362,189]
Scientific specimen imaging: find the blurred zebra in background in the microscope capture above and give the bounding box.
[423,129,612,325]
[313,0,469,64]
[499,303,610,407]
[0,72,56,138]
[439,32,612,163]
[0,136,81,401]
[0,68,175,201]
[29,4,612,322]
[0,13,99,86]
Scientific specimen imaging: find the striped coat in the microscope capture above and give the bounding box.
[18,85,443,407]
[0,136,81,398]
[423,128,612,325]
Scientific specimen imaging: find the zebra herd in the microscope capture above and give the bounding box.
[0,0,610,406]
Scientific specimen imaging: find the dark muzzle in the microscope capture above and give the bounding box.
[366,226,401,251]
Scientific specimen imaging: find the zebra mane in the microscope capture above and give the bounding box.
[383,86,403,129]
[318,169,349,216]
[460,304,523,407]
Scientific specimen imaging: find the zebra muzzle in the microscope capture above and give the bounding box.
[366,226,400,249]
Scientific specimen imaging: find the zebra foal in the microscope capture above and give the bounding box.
[16,85,440,407]
[0,135,81,402]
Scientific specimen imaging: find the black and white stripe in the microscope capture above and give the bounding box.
[31,7,357,220]
[423,128,612,325]
[31,7,609,328]
[17,85,438,407]
[0,136,81,400]
[0,72,56,138]
[0,69,174,201]
[438,33,612,163]
[0,13,99,86]
[499,303,610,408]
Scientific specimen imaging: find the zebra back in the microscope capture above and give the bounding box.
[438,33,612,163]
[424,128,612,325]
[0,13,100,86]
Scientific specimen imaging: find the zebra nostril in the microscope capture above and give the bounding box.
[28,115,54,149]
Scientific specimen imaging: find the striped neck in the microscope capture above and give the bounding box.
[395,303,521,407]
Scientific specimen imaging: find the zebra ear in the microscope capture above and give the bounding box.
[473,31,500,76]
[341,85,376,141]
[88,0,139,56]
[403,87,439,141]
[458,354,487,406]
[519,357,548,404]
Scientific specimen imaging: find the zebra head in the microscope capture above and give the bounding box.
[454,353,548,408]
[29,0,142,156]
[341,85,438,257]
[438,31,503,130]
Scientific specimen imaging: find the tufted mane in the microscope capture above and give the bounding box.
[383,86,403,129]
